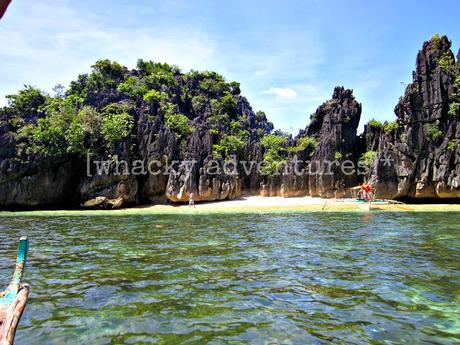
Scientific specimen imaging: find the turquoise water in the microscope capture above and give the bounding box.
[1,212,459,344]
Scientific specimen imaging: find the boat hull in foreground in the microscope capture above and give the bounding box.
[0,237,30,345]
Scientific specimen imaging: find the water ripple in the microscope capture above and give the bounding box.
[0,212,459,344]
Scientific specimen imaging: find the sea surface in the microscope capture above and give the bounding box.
[0,212,459,344]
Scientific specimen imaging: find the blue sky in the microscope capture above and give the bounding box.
[1,0,459,133]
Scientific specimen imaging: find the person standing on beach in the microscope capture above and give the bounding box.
[189,193,196,208]
[361,183,372,201]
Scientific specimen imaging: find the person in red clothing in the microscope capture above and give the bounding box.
[361,183,372,201]
[0,0,12,20]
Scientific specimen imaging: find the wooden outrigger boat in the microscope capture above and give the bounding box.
[349,186,401,211]
[0,237,30,345]
[356,199,392,211]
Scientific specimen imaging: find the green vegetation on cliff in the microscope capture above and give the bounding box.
[367,119,398,133]
[427,122,443,140]
[288,135,317,154]
[360,150,377,168]
[1,59,274,162]
[261,134,288,175]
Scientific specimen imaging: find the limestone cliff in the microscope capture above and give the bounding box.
[2,35,460,208]
[368,35,460,199]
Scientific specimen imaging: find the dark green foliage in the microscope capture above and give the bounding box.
[360,150,377,168]
[3,86,46,129]
[209,92,238,132]
[256,111,267,121]
[448,102,460,117]
[136,59,180,77]
[191,94,207,111]
[187,72,248,156]
[228,81,241,95]
[431,34,442,50]
[143,89,169,104]
[102,112,133,149]
[213,134,246,159]
[165,113,192,139]
[66,74,89,101]
[383,121,398,133]
[2,59,272,163]
[288,135,317,153]
[67,106,103,155]
[212,93,238,116]
[437,52,457,75]
[117,76,148,99]
[24,97,77,156]
[261,134,288,175]
[426,122,443,140]
[453,76,460,94]
[447,77,460,117]
[17,98,133,157]
[334,151,343,161]
[101,103,134,148]
[212,118,249,159]
[272,129,290,138]
[198,72,228,96]
[67,59,127,100]
[66,120,87,156]
[448,139,457,152]
[368,118,383,129]
[87,59,125,90]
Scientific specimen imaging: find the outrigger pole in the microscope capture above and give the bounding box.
[0,236,30,345]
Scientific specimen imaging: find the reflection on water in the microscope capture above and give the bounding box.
[0,212,459,344]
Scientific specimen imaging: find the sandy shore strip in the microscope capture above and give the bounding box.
[1,196,459,217]
[140,196,460,213]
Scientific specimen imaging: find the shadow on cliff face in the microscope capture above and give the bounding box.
[364,34,460,201]
[1,35,460,209]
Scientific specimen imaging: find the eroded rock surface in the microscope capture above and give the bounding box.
[369,35,460,199]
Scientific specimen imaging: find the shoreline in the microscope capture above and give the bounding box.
[1,196,460,216]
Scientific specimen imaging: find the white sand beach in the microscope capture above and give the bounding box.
[139,196,460,213]
[1,196,460,217]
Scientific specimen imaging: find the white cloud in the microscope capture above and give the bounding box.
[0,0,327,135]
[0,0,219,100]
[263,87,297,100]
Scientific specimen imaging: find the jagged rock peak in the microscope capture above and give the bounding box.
[415,35,455,78]
[395,34,458,124]
[307,86,361,137]
[332,86,355,101]
[370,34,460,200]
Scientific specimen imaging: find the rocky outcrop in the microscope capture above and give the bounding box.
[369,35,460,199]
[0,62,271,208]
[164,156,241,202]
[2,35,460,208]
[81,196,124,209]
[0,158,79,207]
[265,87,363,198]
[158,96,264,203]
[306,87,362,198]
